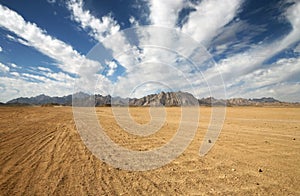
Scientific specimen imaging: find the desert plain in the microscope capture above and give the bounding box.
[0,106,299,195]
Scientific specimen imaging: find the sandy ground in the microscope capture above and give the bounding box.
[0,106,299,195]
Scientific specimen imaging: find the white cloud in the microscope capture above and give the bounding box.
[10,72,20,77]
[105,60,118,76]
[98,28,217,99]
[0,4,101,75]
[67,0,120,42]
[131,0,242,99]
[0,62,10,72]
[6,34,15,41]
[0,62,83,102]
[64,0,300,102]
[227,57,300,98]
[148,0,184,27]
[22,73,48,82]
[67,0,199,83]
[0,4,112,101]
[47,0,56,4]
[282,2,300,47]
[202,1,300,88]
[217,54,300,102]
[1,0,298,102]
[0,46,2,52]
[10,63,20,68]
[210,20,267,55]
[67,0,142,73]
[0,76,74,102]
[214,44,228,55]
[37,66,52,72]
[66,0,226,99]
[294,43,300,53]
[44,71,75,82]
[6,34,30,46]
[129,16,139,27]
[20,71,74,84]
[229,81,300,102]
[181,0,242,45]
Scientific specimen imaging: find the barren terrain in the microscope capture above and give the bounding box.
[0,106,299,195]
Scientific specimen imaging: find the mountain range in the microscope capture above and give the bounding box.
[3,91,299,107]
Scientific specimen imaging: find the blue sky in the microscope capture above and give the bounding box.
[0,0,299,102]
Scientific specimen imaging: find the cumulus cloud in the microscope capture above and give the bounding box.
[96,27,220,99]
[0,62,10,73]
[67,0,120,42]
[148,0,184,27]
[0,46,2,52]
[65,0,229,99]
[67,0,142,73]
[105,60,118,76]
[67,0,196,79]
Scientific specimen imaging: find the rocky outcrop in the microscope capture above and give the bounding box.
[127,91,198,106]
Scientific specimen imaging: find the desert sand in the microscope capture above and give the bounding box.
[0,106,299,195]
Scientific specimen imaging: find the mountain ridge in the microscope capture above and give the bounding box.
[4,91,299,107]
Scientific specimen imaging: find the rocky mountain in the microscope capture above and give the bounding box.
[72,91,199,107]
[7,94,72,106]
[198,97,226,106]
[128,91,199,106]
[3,92,295,107]
[75,91,198,106]
[226,97,282,106]
[250,97,280,103]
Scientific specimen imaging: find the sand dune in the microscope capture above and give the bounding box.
[0,107,299,195]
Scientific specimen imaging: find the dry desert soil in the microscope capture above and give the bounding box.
[0,106,299,195]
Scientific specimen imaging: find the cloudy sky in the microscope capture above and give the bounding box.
[0,0,299,102]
